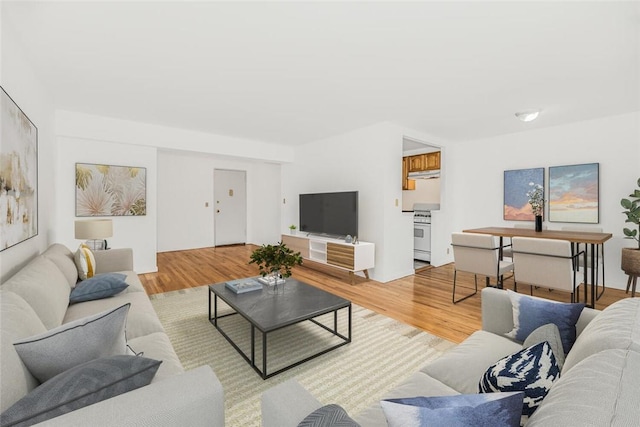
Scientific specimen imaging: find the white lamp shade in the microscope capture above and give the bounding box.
[75,219,113,239]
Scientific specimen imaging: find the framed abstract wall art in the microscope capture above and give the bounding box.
[548,163,599,223]
[75,163,146,216]
[504,167,544,221]
[1,86,38,252]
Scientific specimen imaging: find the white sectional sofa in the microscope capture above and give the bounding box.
[0,244,224,426]
[262,287,640,426]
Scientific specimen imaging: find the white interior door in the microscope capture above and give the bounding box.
[214,169,247,246]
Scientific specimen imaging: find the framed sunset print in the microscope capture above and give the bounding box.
[548,163,599,223]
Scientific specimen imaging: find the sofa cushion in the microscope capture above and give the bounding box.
[354,372,459,427]
[2,256,70,330]
[421,330,522,395]
[380,392,523,427]
[562,297,640,373]
[74,244,97,280]
[505,290,584,354]
[42,244,79,287]
[63,291,164,339]
[479,342,560,419]
[69,273,128,303]
[127,332,184,382]
[527,349,640,426]
[522,323,565,370]
[14,304,130,383]
[298,404,360,427]
[119,271,146,293]
[0,355,161,427]
[0,291,47,412]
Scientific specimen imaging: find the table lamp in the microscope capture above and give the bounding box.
[75,219,113,250]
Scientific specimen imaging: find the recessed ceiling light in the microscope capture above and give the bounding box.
[515,110,541,122]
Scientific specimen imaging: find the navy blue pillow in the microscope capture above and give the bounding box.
[479,342,560,419]
[70,273,128,303]
[505,290,584,354]
[380,392,523,427]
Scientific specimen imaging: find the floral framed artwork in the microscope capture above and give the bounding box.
[1,86,38,251]
[503,168,544,221]
[548,163,599,223]
[75,163,146,216]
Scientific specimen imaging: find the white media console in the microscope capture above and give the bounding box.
[281,234,375,285]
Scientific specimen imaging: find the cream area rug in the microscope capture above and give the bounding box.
[150,285,455,427]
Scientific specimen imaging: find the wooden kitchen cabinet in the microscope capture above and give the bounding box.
[402,157,415,190]
[408,154,426,172]
[425,152,440,170]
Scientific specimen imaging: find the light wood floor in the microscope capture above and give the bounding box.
[139,245,630,344]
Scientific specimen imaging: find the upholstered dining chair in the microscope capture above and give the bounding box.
[451,232,514,303]
[511,237,585,303]
[561,226,605,300]
[502,222,547,259]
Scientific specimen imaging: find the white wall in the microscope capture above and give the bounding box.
[282,122,414,282]
[157,150,281,252]
[54,111,289,272]
[435,112,640,290]
[56,137,158,273]
[0,12,56,283]
[402,178,441,211]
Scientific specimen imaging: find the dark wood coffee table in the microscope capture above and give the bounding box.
[208,278,351,379]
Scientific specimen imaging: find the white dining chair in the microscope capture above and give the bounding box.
[512,237,585,303]
[502,222,547,259]
[451,232,514,303]
[561,226,605,300]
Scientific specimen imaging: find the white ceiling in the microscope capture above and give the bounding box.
[4,1,639,146]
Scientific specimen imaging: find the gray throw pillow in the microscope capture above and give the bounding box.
[0,355,161,427]
[523,323,565,370]
[298,404,360,427]
[14,304,130,383]
[69,273,128,303]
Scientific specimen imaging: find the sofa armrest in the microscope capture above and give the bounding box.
[262,379,323,427]
[93,248,134,274]
[481,287,515,335]
[36,366,224,427]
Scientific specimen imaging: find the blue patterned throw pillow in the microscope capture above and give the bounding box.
[505,290,584,354]
[380,392,523,427]
[479,342,560,418]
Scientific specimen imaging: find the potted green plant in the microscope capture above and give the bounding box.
[621,177,640,276]
[288,224,297,235]
[249,242,303,285]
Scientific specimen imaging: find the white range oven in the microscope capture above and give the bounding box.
[413,203,439,262]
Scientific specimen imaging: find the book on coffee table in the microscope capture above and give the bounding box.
[225,278,263,294]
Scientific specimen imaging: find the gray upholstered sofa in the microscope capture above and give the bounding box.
[1,244,224,426]
[262,287,640,426]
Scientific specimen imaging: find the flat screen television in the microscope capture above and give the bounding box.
[299,191,358,238]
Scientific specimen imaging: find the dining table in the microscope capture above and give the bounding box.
[463,227,612,308]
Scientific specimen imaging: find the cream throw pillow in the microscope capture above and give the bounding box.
[74,244,96,280]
